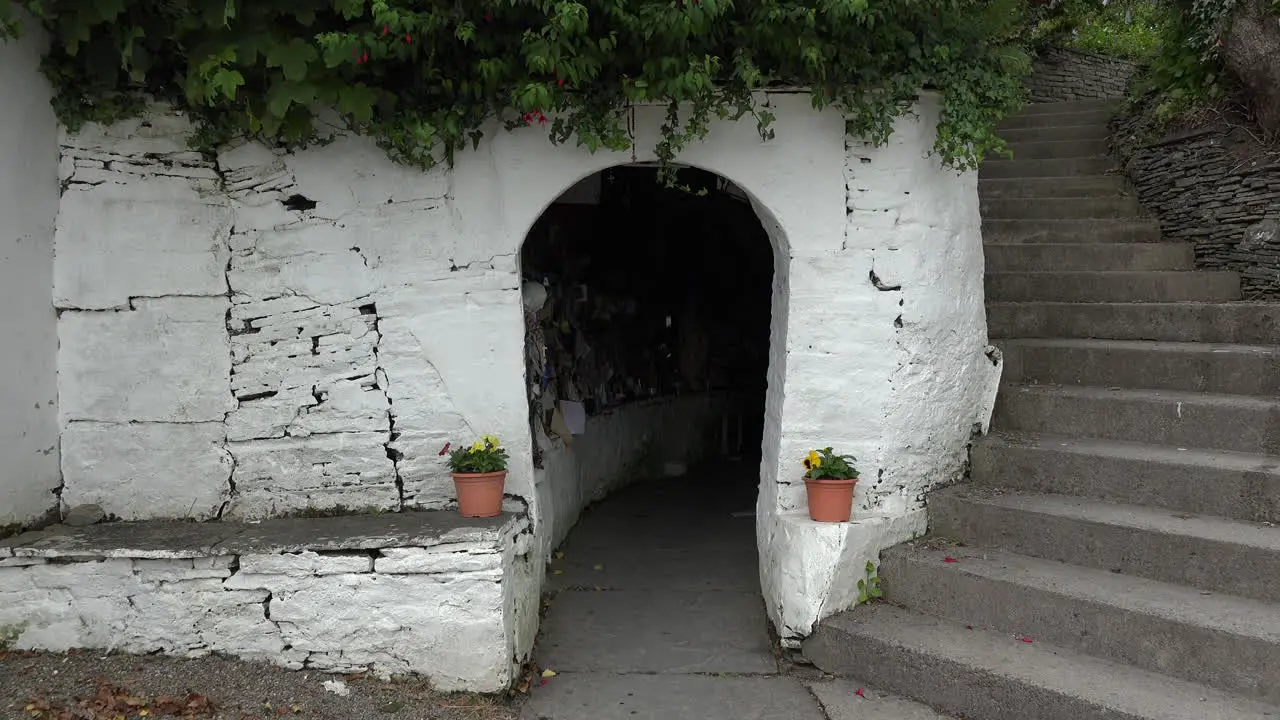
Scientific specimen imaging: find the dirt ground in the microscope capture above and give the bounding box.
[0,650,524,720]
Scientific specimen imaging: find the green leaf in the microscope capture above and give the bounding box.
[265,80,317,119]
[332,0,365,20]
[208,68,245,103]
[266,38,319,82]
[338,83,379,123]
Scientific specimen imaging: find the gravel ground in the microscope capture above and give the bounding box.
[0,650,523,720]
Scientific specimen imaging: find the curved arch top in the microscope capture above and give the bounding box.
[460,92,854,262]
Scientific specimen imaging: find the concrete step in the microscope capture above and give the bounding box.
[971,433,1280,523]
[998,338,1280,393]
[983,218,1161,243]
[929,488,1280,603]
[992,383,1280,454]
[984,243,1194,272]
[1000,124,1112,143]
[1006,138,1111,160]
[803,603,1280,720]
[981,196,1142,220]
[881,544,1280,703]
[980,157,1115,179]
[807,679,958,720]
[979,176,1129,199]
[1019,99,1122,115]
[985,271,1241,303]
[986,301,1280,344]
[999,109,1114,130]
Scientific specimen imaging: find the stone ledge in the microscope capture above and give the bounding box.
[0,510,536,692]
[0,510,521,559]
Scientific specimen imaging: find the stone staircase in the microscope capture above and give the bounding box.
[804,99,1280,719]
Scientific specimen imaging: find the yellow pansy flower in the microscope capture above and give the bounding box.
[805,450,823,470]
[471,441,485,452]
[482,434,501,449]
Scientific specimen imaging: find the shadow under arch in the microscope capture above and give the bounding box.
[514,161,793,555]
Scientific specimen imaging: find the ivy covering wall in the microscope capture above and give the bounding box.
[0,0,1032,179]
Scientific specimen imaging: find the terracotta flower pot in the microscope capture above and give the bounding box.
[453,471,507,518]
[804,477,857,523]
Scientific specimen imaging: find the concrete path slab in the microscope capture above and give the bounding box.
[528,468,797,716]
[520,672,825,720]
[544,542,759,592]
[538,586,776,674]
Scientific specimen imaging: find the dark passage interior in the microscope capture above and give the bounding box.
[518,166,781,690]
[521,165,773,489]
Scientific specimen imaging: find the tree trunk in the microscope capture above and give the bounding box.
[1220,0,1280,137]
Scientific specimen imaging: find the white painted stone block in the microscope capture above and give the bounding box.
[225,432,397,519]
[283,133,448,216]
[58,297,233,423]
[53,179,232,310]
[375,545,501,574]
[238,551,374,577]
[266,572,509,690]
[60,421,231,521]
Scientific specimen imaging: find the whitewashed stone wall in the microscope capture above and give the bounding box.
[0,515,536,692]
[0,16,60,529]
[46,90,999,656]
[753,97,1001,644]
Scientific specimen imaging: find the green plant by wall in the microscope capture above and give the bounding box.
[857,561,884,604]
[0,1,1032,182]
[1131,8,1230,124]
[1036,0,1280,133]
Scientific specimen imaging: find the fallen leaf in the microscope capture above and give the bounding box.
[593,564,604,571]
[541,669,557,678]
[553,551,565,560]
[855,688,865,698]
[553,569,564,575]
[1019,637,1034,643]
[943,557,958,563]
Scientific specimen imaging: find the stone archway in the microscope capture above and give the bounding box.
[445,90,998,649]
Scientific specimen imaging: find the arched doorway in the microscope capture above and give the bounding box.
[520,163,781,677]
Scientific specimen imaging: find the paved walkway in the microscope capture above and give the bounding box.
[519,466,927,719]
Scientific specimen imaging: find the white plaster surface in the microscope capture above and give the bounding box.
[60,421,231,521]
[0,16,60,527]
[59,297,234,423]
[0,517,531,692]
[45,87,999,659]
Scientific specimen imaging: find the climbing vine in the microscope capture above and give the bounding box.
[0,1,1032,180]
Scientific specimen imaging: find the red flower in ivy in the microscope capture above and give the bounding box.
[558,78,565,87]
[406,33,412,44]
[384,25,389,35]
[484,12,493,21]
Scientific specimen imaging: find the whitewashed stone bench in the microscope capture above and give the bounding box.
[0,512,536,692]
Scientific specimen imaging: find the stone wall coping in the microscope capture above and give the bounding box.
[0,510,524,560]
